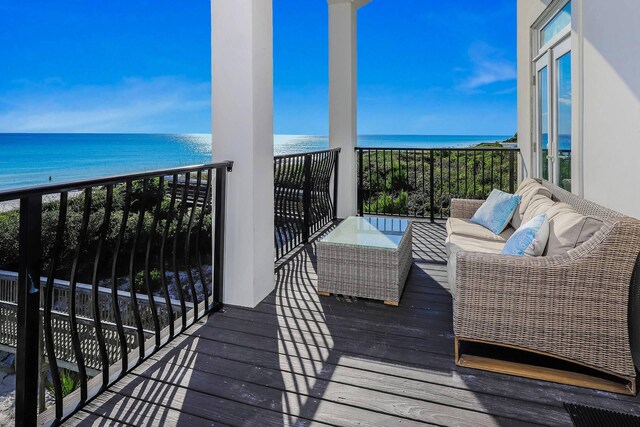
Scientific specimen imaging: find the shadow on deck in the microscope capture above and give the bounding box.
[68,221,640,426]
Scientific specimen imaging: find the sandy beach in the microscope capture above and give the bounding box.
[0,191,82,213]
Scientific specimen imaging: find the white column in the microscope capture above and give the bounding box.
[328,0,371,218]
[211,0,274,307]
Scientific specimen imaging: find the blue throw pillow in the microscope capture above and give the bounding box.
[470,189,521,235]
[503,214,550,256]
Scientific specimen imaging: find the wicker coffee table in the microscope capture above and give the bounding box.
[316,216,413,306]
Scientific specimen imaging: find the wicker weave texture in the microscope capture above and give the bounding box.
[452,182,640,379]
[317,223,413,302]
[539,179,623,219]
[450,199,485,220]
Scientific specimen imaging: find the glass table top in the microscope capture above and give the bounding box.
[321,216,411,249]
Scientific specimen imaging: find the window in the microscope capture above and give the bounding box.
[533,1,572,191]
[540,2,571,46]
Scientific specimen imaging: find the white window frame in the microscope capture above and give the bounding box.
[531,0,572,186]
[534,54,550,181]
[537,1,572,53]
[551,38,571,184]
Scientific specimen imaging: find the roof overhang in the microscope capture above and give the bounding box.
[327,0,372,10]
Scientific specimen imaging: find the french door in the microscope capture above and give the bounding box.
[534,37,572,191]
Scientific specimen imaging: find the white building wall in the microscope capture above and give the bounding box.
[518,0,640,217]
[579,1,640,217]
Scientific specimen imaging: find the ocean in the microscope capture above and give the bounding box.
[0,133,510,190]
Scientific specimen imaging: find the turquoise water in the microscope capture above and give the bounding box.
[0,133,509,190]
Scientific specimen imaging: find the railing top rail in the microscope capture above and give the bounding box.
[274,147,341,160]
[355,146,520,152]
[0,161,234,202]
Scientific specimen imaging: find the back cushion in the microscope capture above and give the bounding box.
[512,179,553,229]
[544,204,603,256]
[521,194,556,224]
[519,195,603,256]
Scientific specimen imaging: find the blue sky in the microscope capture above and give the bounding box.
[0,0,516,135]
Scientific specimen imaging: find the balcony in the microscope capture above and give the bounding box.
[67,221,639,426]
[3,147,640,426]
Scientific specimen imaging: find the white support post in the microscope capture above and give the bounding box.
[328,0,371,218]
[211,0,274,307]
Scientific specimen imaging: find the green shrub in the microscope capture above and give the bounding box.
[47,369,77,398]
[364,191,408,215]
[134,269,163,294]
[0,180,213,281]
[0,211,19,271]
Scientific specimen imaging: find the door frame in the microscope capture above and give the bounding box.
[534,53,551,181]
[551,37,572,187]
[533,33,571,186]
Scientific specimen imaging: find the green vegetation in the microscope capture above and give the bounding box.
[0,178,213,287]
[46,369,77,398]
[134,269,163,294]
[360,146,517,217]
[502,133,518,143]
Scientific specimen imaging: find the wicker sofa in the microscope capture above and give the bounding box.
[447,179,640,394]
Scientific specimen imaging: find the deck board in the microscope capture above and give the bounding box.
[71,221,640,426]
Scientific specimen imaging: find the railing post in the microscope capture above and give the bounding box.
[332,150,339,220]
[15,195,42,427]
[357,149,364,217]
[509,150,516,193]
[302,154,312,242]
[429,150,435,223]
[213,166,229,310]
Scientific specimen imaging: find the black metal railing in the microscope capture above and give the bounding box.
[0,161,232,426]
[274,148,340,260]
[356,147,519,220]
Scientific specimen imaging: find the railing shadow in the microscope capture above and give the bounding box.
[70,219,640,425]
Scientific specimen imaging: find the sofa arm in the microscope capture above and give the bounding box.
[450,198,485,219]
[454,217,640,379]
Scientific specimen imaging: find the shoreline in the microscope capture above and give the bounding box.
[0,191,82,213]
[0,134,516,192]
[0,135,518,196]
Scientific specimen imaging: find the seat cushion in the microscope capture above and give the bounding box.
[445,234,505,296]
[446,218,515,242]
[511,179,553,229]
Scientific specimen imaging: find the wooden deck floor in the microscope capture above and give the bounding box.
[69,221,640,426]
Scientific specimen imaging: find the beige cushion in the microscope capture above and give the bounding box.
[522,194,556,224]
[543,204,603,256]
[511,179,553,229]
[446,234,505,295]
[446,217,515,242]
[515,178,540,194]
[520,195,603,256]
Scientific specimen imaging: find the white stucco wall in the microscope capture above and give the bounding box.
[579,1,640,217]
[518,0,640,217]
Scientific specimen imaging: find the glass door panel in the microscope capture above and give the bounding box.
[556,51,572,191]
[537,64,550,180]
[533,3,573,191]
